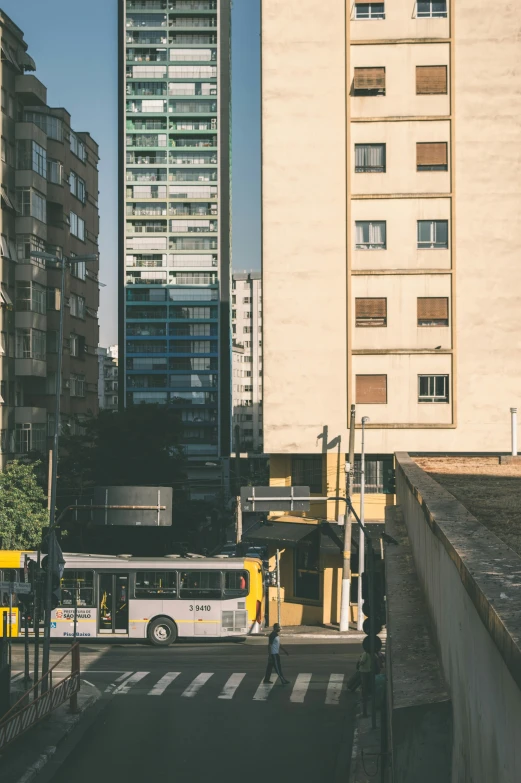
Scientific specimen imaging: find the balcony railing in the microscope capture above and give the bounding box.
[171,1,217,9]
[126,170,167,182]
[169,206,217,216]
[127,223,168,233]
[127,18,168,29]
[170,138,216,148]
[126,34,168,44]
[127,87,168,96]
[127,52,168,63]
[170,19,217,28]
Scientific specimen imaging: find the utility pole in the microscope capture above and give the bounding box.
[339,404,355,632]
[236,494,242,545]
[357,416,369,631]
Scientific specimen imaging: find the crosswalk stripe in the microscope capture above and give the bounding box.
[114,671,149,695]
[325,674,344,705]
[105,672,133,694]
[148,672,181,696]
[218,673,246,700]
[290,673,312,703]
[181,672,213,698]
[253,679,276,701]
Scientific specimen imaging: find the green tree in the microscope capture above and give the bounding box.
[0,461,48,549]
[58,405,186,504]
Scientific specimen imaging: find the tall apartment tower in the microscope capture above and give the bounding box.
[231,271,262,453]
[0,11,100,468]
[119,0,231,478]
[262,0,521,512]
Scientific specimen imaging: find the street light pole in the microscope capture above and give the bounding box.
[357,416,369,631]
[31,252,97,686]
[339,404,356,632]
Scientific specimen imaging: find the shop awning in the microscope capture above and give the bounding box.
[245,522,317,547]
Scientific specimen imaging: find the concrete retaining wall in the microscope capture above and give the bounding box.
[396,453,521,783]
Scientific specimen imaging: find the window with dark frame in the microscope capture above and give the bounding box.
[417,142,447,171]
[353,454,395,494]
[223,571,248,597]
[135,570,177,598]
[60,570,94,607]
[292,456,323,494]
[355,220,386,250]
[294,535,320,602]
[417,220,448,249]
[353,67,386,96]
[416,66,447,95]
[179,570,221,599]
[416,1,447,18]
[354,2,385,19]
[418,374,449,402]
[355,143,386,173]
[417,297,449,326]
[355,298,387,327]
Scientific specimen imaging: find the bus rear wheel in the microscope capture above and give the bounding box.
[148,617,177,646]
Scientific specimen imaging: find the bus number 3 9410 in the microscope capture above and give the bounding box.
[190,605,211,612]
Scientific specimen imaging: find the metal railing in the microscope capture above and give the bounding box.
[0,643,80,752]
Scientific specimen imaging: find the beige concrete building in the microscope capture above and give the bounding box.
[260,0,521,623]
[0,11,100,467]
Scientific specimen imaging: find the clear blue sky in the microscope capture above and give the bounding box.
[1,0,261,346]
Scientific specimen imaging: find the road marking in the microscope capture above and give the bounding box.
[290,673,312,703]
[325,674,344,705]
[114,671,149,694]
[105,672,133,693]
[218,672,246,699]
[181,672,213,698]
[148,672,181,696]
[253,679,276,701]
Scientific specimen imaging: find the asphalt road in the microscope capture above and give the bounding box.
[19,638,360,783]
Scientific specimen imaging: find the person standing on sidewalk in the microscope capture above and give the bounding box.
[263,623,290,684]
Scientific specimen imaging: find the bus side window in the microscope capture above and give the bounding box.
[60,570,95,607]
[180,571,221,600]
[223,571,248,598]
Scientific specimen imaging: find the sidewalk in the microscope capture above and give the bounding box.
[0,678,100,783]
[349,712,385,783]
[258,624,365,639]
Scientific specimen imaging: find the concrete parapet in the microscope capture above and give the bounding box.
[385,505,452,782]
[396,452,521,783]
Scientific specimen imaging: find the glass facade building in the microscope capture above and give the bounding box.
[119,0,231,459]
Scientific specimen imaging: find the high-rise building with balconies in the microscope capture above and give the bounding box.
[0,10,100,467]
[119,0,231,484]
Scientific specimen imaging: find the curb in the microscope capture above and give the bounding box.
[13,691,98,783]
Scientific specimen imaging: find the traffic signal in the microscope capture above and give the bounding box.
[41,555,62,610]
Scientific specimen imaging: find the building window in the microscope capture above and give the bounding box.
[16,188,46,223]
[70,171,86,203]
[354,2,385,19]
[294,536,320,602]
[71,260,86,280]
[15,328,46,360]
[15,423,46,455]
[353,454,395,494]
[70,133,86,162]
[353,67,386,96]
[292,456,323,494]
[416,1,447,18]
[417,220,448,249]
[416,65,447,95]
[417,297,449,326]
[355,220,386,250]
[70,212,85,241]
[70,294,86,319]
[47,159,63,184]
[418,374,449,402]
[70,373,86,397]
[355,298,387,327]
[355,144,385,173]
[356,375,387,404]
[16,235,45,263]
[17,140,47,178]
[417,142,448,171]
[16,282,46,314]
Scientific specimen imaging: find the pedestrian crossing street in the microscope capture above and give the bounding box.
[102,670,348,705]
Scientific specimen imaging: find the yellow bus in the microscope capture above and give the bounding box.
[0,551,265,646]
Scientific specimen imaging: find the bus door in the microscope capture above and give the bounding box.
[179,570,221,636]
[98,573,129,635]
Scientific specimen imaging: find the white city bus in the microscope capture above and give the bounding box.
[2,552,265,646]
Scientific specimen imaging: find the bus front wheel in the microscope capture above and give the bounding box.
[148,617,178,646]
